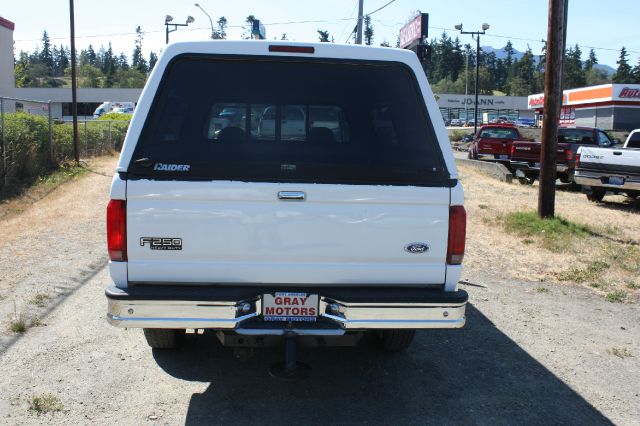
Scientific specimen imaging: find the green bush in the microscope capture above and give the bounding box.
[98,112,132,121]
[1,112,130,186]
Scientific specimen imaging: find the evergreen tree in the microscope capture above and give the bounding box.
[39,30,54,73]
[632,58,640,83]
[613,47,633,83]
[131,26,148,73]
[564,44,585,89]
[213,16,227,39]
[317,30,330,43]
[281,33,288,40]
[244,15,256,39]
[87,44,97,66]
[584,48,597,71]
[363,15,374,45]
[117,52,129,70]
[148,52,158,71]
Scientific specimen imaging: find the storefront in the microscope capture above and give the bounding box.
[528,84,640,131]
[435,93,530,123]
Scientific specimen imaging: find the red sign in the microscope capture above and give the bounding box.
[619,87,640,98]
[529,96,545,107]
[400,15,422,48]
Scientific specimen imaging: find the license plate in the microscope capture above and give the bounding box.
[262,292,319,322]
[534,162,541,168]
[499,155,509,160]
[609,176,624,185]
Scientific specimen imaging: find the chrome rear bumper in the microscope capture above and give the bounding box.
[106,285,467,332]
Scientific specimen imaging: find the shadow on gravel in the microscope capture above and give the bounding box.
[153,304,612,425]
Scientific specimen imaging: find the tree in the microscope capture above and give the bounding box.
[380,40,391,47]
[584,48,597,71]
[563,44,585,89]
[633,58,640,83]
[39,30,54,74]
[131,26,148,74]
[73,64,102,88]
[148,52,158,72]
[317,30,330,43]
[613,46,633,83]
[117,52,129,71]
[363,15,374,45]
[87,44,97,66]
[113,68,146,88]
[213,16,228,39]
[244,15,256,39]
[281,33,288,40]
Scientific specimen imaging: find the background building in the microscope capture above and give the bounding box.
[0,17,16,104]
[528,84,640,131]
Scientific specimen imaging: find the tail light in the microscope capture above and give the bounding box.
[269,45,315,54]
[511,144,516,156]
[447,206,467,265]
[575,152,581,168]
[107,200,127,261]
[564,148,574,161]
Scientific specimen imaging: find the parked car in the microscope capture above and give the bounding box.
[574,128,640,201]
[450,118,463,127]
[105,41,468,361]
[510,126,616,185]
[467,124,528,164]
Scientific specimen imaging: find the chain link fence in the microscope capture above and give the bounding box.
[0,96,129,187]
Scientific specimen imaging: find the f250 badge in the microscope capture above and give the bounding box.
[140,237,182,250]
[405,243,429,254]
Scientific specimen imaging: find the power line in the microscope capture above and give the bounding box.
[367,0,397,16]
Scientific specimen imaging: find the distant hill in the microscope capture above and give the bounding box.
[480,45,615,76]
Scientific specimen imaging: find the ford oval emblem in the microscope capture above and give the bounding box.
[405,243,429,254]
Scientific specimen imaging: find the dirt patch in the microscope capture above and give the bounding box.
[0,155,117,346]
[459,163,640,301]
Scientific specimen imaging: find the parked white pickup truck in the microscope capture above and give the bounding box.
[105,41,467,365]
[574,129,640,201]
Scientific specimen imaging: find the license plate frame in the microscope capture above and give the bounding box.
[262,292,319,322]
[499,155,509,160]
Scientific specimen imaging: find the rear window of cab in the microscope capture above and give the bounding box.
[129,54,450,186]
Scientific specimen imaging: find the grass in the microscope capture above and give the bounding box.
[605,290,627,303]
[478,203,488,210]
[535,287,549,293]
[28,394,64,414]
[501,211,595,252]
[0,164,87,205]
[608,347,633,359]
[29,293,50,308]
[559,261,610,284]
[627,282,640,290]
[10,316,27,333]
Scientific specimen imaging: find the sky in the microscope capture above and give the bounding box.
[3,0,640,68]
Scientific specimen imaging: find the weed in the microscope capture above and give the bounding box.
[29,293,50,308]
[523,239,534,245]
[478,204,488,210]
[535,287,549,293]
[10,317,27,333]
[627,282,640,290]
[501,211,594,252]
[481,216,493,225]
[605,290,627,303]
[608,347,633,358]
[590,282,607,289]
[559,261,610,283]
[28,394,64,414]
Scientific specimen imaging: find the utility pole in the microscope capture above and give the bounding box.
[538,0,568,218]
[69,0,79,164]
[356,0,364,44]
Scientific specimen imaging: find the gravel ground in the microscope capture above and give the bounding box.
[0,156,638,424]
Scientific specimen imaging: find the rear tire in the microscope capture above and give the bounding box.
[143,329,185,349]
[375,330,416,353]
[586,188,605,202]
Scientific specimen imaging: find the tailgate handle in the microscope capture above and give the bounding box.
[278,191,305,201]
[613,151,622,155]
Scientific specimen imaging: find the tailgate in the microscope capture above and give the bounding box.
[578,147,640,172]
[126,181,450,285]
[478,138,512,156]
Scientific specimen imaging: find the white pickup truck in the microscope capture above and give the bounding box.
[105,41,467,364]
[575,129,640,202]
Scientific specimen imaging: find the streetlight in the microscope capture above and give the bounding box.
[455,22,490,134]
[194,3,215,39]
[165,14,195,44]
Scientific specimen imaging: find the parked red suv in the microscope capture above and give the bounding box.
[467,124,529,164]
